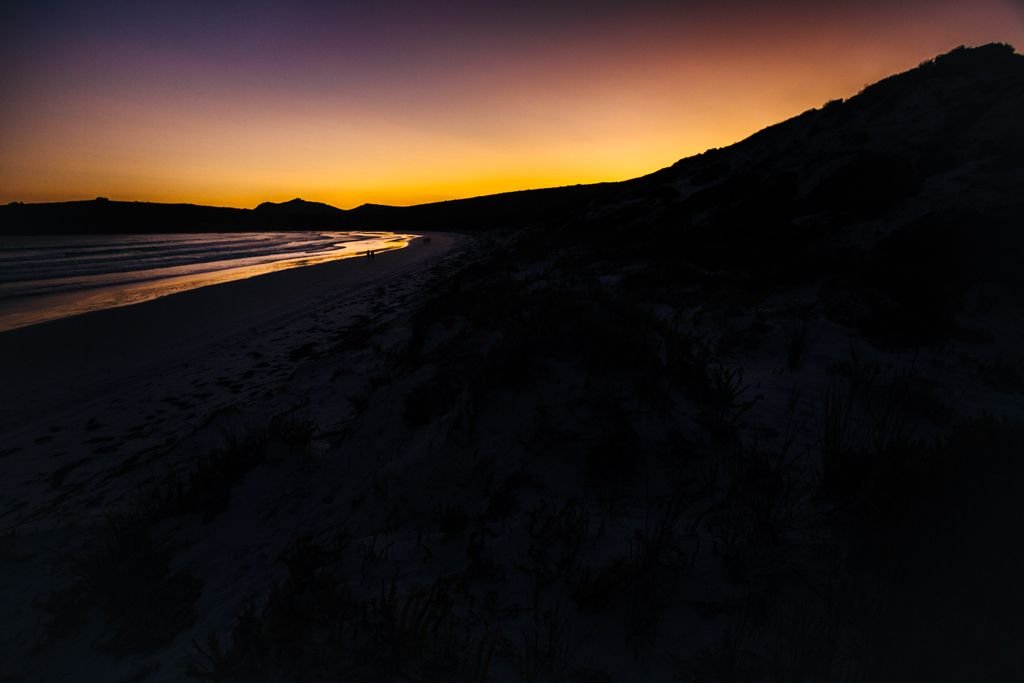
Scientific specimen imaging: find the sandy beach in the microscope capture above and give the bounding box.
[0,230,480,677]
[0,232,463,444]
[0,230,468,530]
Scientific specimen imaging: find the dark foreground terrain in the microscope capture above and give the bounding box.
[2,44,1023,681]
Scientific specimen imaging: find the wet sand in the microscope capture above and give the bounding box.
[0,231,468,538]
[0,232,462,434]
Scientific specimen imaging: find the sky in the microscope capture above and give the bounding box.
[1,0,1022,208]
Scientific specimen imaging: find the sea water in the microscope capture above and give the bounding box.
[0,231,415,331]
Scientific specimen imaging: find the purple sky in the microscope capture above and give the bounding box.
[2,0,1021,207]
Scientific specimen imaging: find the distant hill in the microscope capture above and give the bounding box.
[344,182,617,231]
[0,198,347,235]
[347,43,1023,235]
[2,43,1020,236]
[253,198,347,224]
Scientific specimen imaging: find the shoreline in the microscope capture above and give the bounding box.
[0,231,419,333]
[0,231,464,450]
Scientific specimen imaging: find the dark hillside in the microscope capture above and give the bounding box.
[567,43,1024,346]
[160,44,1024,680]
[4,44,1023,681]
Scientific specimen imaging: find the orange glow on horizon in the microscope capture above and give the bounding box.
[2,1,1022,210]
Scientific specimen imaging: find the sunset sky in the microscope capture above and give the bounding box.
[2,0,1022,208]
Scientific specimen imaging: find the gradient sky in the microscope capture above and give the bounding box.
[2,0,1022,208]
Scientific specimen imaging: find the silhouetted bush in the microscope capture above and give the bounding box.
[43,510,202,654]
[585,413,640,487]
[819,360,913,500]
[786,323,810,371]
[188,540,480,682]
[698,364,755,440]
[166,415,314,520]
[42,417,316,654]
[403,369,467,429]
[855,216,967,346]
[808,152,919,219]
[850,418,1024,681]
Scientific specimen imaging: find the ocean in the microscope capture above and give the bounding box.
[0,231,415,332]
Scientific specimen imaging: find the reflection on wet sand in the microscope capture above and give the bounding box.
[0,231,418,332]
